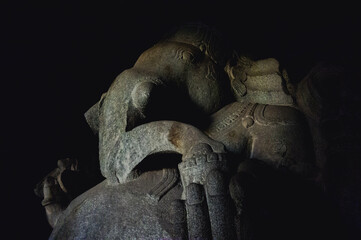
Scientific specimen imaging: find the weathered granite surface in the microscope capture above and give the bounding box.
[35,22,360,239]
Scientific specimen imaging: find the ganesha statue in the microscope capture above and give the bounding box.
[35,23,354,239]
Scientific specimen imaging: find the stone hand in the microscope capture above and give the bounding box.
[179,143,236,239]
[36,158,78,206]
[34,158,79,227]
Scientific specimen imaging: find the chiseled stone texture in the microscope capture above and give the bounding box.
[50,170,179,239]
[35,22,361,240]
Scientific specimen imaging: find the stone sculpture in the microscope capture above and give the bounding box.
[35,23,358,239]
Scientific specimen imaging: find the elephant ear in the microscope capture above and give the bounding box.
[84,92,107,135]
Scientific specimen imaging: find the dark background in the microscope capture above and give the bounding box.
[2,1,360,239]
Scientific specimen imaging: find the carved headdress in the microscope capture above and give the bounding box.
[163,22,233,67]
[225,55,296,106]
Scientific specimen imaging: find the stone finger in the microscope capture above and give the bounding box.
[205,169,236,239]
[168,200,187,239]
[185,183,212,239]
